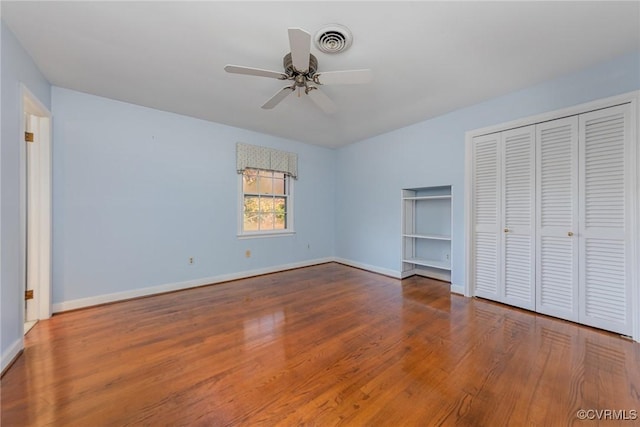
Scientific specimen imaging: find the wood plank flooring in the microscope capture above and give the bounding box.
[2,263,639,426]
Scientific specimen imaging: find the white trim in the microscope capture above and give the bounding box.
[20,84,53,322]
[465,90,640,341]
[406,268,451,282]
[402,195,452,201]
[464,129,474,297]
[1,338,23,374]
[52,257,334,313]
[237,231,296,239]
[333,257,402,279]
[237,170,295,237]
[334,257,458,290]
[51,258,462,315]
[468,91,640,139]
[633,97,640,342]
[450,284,465,295]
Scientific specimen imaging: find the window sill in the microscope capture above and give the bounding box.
[237,231,296,239]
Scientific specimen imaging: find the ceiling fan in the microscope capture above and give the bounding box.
[224,27,373,113]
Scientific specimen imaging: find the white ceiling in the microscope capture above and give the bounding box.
[2,1,639,148]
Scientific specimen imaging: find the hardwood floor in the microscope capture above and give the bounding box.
[2,263,639,426]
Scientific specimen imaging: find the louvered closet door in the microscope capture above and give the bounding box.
[578,104,632,335]
[502,126,535,310]
[536,117,579,322]
[473,133,501,301]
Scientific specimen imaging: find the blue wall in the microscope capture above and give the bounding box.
[3,14,639,371]
[51,87,336,305]
[1,21,51,368]
[335,51,640,287]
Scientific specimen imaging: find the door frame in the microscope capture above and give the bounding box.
[465,90,639,341]
[20,84,52,323]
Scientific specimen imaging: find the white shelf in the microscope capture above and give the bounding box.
[403,233,451,241]
[402,185,452,282]
[403,258,451,271]
[402,195,452,201]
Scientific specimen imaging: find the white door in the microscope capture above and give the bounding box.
[21,87,53,326]
[536,116,579,322]
[501,126,536,310]
[473,133,501,301]
[25,114,40,322]
[578,104,632,335]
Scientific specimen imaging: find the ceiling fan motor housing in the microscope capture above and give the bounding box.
[284,52,318,76]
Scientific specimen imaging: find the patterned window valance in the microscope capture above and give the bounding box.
[236,143,298,179]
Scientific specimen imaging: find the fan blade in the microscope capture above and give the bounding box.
[261,86,295,110]
[288,28,311,72]
[224,65,287,80]
[307,87,336,114]
[314,69,373,85]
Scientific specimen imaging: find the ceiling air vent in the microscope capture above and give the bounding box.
[314,24,353,54]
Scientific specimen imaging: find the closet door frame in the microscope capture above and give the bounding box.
[464,90,639,342]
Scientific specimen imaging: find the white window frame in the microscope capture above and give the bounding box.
[237,169,295,238]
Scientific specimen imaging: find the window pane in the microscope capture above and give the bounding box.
[274,218,286,229]
[259,197,275,212]
[243,170,259,193]
[274,197,286,213]
[244,213,259,231]
[244,196,259,214]
[273,178,285,195]
[241,168,291,234]
[243,178,258,193]
[259,213,275,230]
[258,176,273,193]
[274,197,286,229]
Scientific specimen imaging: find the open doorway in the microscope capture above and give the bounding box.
[21,85,52,334]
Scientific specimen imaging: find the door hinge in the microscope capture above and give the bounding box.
[25,290,34,300]
[25,131,34,143]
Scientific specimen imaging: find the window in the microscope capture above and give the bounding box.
[240,168,293,235]
[236,143,297,237]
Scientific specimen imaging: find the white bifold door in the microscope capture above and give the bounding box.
[473,132,501,301]
[577,105,633,335]
[536,116,579,321]
[473,126,535,310]
[473,103,634,335]
[502,126,536,310]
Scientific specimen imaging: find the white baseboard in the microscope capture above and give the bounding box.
[401,270,414,279]
[1,338,24,374]
[52,257,462,313]
[411,268,452,283]
[400,267,452,283]
[52,257,334,313]
[332,257,402,279]
[450,284,464,295]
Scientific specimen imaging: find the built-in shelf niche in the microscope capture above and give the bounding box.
[402,185,452,282]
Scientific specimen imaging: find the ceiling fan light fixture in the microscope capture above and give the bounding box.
[224,26,371,113]
[314,24,353,54]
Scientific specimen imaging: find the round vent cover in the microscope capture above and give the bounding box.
[314,24,353,54]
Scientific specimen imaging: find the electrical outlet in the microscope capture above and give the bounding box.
[446,254,450,260]
[307,243,310,250]
[189,257,194,265]
[245,250,251,258]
